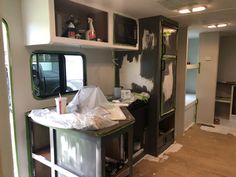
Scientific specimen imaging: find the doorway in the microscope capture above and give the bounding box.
[184,35,199,131]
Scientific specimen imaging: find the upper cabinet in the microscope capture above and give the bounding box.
[21,0,138,50]
[113,14,138,47]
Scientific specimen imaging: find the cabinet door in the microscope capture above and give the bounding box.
[161,59,176,116]
[196,32,219,124]
[162,26,177,59]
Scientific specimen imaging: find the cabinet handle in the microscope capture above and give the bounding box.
[161,60,166,71]
[198,62,201,74]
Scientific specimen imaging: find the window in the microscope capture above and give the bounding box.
[31,52,86,98]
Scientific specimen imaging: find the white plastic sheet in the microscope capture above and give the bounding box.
[29,109,77,129]
[67,86,112,113]
[28,86,123,130]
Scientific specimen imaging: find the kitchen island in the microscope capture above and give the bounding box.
[26,107,135,177]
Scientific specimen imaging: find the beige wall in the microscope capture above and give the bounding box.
[0,13,14,177]
[83,48,114,95]
[217,35,236,82]
[175,26,188,136]
[2,1,114,177]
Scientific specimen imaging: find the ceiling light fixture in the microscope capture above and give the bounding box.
[178,9,191,14]
[207,23,228,29]
[207,25,217,29]
[178,6,207,14]
[217,23,227,28]
[192,6,206,12]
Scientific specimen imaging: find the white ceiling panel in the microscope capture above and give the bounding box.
[74,0,236,36]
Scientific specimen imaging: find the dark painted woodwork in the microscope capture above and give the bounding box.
[115,16,178,156]
[26,107,135,177]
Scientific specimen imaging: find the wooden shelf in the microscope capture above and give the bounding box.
[215,97,231,104]
[186,64,199,70]
[133,148,144,159]
[215,83,235,120]
[32,152,80,177]
[33,147,51,161]
[115,164,129,177]
[159,128,175,136]
[157,128,174,153]
[217,81,236,85]
[53,36,110,48]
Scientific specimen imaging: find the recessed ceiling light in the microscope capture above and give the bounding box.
[207,25,217,29]
[217,23,227,28]
[178,9,191,14]
[192,6,206,12]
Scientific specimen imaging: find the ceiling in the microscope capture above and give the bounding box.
[76,0,236,38]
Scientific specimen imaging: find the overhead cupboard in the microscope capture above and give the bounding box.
[22,0,138,50]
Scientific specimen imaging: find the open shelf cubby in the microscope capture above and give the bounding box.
[55,0,108,43]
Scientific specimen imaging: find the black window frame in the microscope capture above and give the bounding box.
[30,51,87,99]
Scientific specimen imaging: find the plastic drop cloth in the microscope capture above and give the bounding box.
[67,86,112,113]
[28,86,124,130]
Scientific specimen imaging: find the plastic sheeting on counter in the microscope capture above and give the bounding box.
[28,86,126,130]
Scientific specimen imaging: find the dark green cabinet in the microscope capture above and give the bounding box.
[26,107,135,177]
[138,16,178,155]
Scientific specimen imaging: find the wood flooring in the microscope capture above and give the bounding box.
[133,125,236,177]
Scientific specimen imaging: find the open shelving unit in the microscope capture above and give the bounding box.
[158,111,175,152]
[214,81,236,120]
[127,100,149,163]
[22,0,139,50]
[54,0,108,42]
[28,123,80,177]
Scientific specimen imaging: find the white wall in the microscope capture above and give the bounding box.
[3,1,50,176]
[175,26,188,136]
[119,54,154,92]
[188,38,199,64]
[186,38,199,94]
[217,35,236,82]
[2,1,114,177]
[0,1,14,176]
[84,48,114,95]
[197,32,220,124]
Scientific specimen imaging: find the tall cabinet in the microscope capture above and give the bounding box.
[139,16,178,155]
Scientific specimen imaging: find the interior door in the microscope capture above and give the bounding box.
[196,32,220,124]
